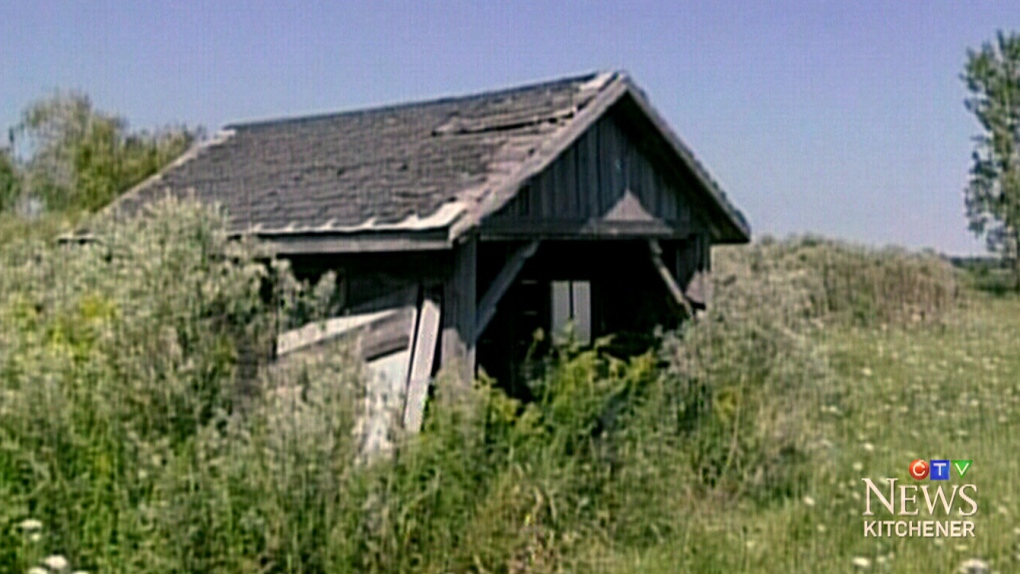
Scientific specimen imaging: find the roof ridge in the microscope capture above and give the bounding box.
[225,70,620,130]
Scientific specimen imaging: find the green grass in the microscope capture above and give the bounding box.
[595,293,1020,573]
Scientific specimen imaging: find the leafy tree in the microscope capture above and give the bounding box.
[963,31,1020,290]
[12,91,197,212]
[0,147,19,211]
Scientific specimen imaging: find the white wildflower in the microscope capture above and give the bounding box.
[29,533,41,543]
[958,558,990,574]
[28,567,48,574]
[18,519,42,531]
[862,442,875,452]
[852,461,864,472]
[861,367,873,377]
[803,495,815,507]
[43,555,68,571]
[852,556,871,569]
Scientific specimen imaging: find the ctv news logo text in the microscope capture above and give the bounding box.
[861,459,976,538]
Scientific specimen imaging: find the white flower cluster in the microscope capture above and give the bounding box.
[17,519,87,574]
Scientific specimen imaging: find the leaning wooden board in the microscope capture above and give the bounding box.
[276,289,441,460]
[403,297,440,433]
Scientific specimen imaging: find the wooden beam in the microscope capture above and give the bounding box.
[648,240,693,318]
[474,240,540,340]
[480,219,693,241]
[441,236,477,384]
[403,296,441,433]
[261,233,451,254]
[274,303,416,361]
[276,309,398,356]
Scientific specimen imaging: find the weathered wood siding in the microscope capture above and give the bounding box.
[484,111,708,236]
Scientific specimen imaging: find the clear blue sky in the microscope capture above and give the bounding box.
[3,1,1018,255]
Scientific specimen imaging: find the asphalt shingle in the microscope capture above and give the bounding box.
[118,72,615,234]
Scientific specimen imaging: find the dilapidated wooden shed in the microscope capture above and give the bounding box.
[111,71,749,436]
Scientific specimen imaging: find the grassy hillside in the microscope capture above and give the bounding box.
[1,205,1016,573]
[598,291,1020,573]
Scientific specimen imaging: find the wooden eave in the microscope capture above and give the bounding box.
[240,228,453,254]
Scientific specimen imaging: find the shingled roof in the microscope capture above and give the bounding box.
[111,71,749,250]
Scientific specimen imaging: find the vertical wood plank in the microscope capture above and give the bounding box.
[557,147,573,217]
[610,119,625,210]
[441,236,477,385]
[567,145,579,218]
[648,153,663,218]
[579,130,595,220]
[661,170,677,223]
[537,167,551,218]
[572,138,583,219]
[586,123,601,218]
[599,117,615,213]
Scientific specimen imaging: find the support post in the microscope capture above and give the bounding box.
[441,236,477,385]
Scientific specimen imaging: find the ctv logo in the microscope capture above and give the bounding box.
[908,459,972,481]
[861,459,977,538]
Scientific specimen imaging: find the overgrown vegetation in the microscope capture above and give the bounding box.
[1,91,196,217]
[963,30,1020,291]
[4,203,1016,573]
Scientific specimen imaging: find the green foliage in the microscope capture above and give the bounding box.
[11,91,196,212]
[0,218,985,573]
[0,148,19,212]
[963,30,1020,288]
[713,236,959,326]
[0,199,344,572]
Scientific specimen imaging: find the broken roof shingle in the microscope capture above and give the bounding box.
[112,70,749,243]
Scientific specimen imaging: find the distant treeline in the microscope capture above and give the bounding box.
[948,255,1009,270]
